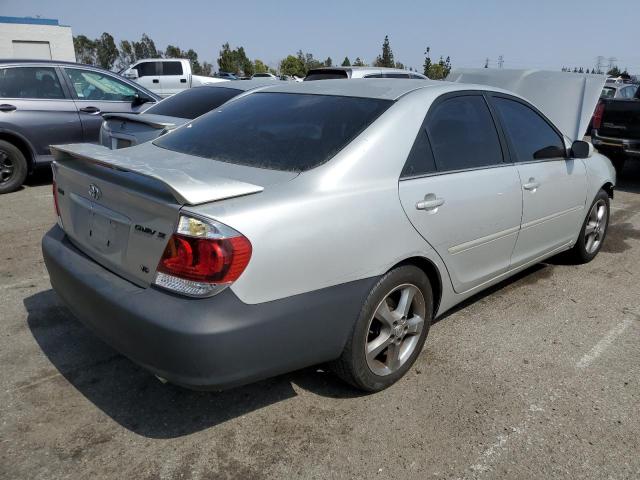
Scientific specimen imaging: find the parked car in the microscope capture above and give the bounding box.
[216,71,238,81]
[43,70,614,393]
[601,82,637,99]
[591,86,640,171]
[0,59,160,193]
[121,58,227,97]
[100,80,279,149]
[304,66,428,81]
[251,72,278,80]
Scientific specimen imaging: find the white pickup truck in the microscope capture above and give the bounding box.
[121,58,228,97]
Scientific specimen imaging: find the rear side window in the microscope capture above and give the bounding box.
[154,92,392,171]
[492,97,565,162]
[0,66,64,99]
[363,74,384,78]
[426,95,503,172]
[304,70,349,81]
[401,128,436,177]
[384,73,410,79]
[134,62,159,78]
[145,86,242,119]
[161,61,183,76]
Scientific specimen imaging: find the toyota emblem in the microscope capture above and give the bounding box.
[88,183,102,201]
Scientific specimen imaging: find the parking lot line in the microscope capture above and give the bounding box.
[576,309,637,369]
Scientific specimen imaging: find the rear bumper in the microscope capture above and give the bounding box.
[42,226,375,389]
[592,131,640,157]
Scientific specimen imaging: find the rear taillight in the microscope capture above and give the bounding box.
[52,177,63,228]
[153,215,252,297]
[592,100,605,130]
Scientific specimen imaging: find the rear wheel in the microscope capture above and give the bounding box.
[331,265,433,392]
[567,189,610,264]
[0,140,28,194]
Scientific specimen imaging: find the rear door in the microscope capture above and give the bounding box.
[62,67,153,142]
[0,65,82,162]
[489,94,587,266]
[131,61,162,93]
[398,92,522,293]
[158,60,187,96]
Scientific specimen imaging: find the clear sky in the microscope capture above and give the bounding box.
[3,0,639,73]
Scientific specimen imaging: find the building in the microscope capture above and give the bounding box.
[0,16,75,61]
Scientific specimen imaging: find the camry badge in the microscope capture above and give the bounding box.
[88,183,102,201]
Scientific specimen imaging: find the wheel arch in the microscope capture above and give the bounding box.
[0,130,36,172]
[393,256,442,317]
[602,181,614,199]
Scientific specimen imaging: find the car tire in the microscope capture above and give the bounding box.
[567,189,610,264]
[0,140,28,194]
[331,265,433,392]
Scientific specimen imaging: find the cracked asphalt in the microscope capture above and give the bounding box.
[1,162,639,479]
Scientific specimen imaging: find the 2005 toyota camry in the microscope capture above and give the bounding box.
[42,69,615,392]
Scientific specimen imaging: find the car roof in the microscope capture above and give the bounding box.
[0,58,103,68]
[196,79,280,91]
[256,78,450,100]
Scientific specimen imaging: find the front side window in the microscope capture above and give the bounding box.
[426,95,503,172]
[134,62,159,78]
[161,61,183,76]
[154,92,391,171]
[145,86,242,119]
[0,66,64,99]
[64,68,138,101]
[492,97,565,162]
[384,73,410,79]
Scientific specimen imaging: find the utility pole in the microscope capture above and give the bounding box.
[484,58,489,68]
[607,56,617,72]
[595,56,605,74]
[498,55,504,69]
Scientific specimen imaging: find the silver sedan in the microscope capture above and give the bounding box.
[43,71,615,392]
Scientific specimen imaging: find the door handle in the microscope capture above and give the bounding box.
[522,178,540,191]
[416,194,445,211]
[79,106,101,115]
[180,78,187,83]
[0,104,17,112]
[152,79,159,84]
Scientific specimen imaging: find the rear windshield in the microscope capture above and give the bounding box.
[145,86,242,119]
[601,87,616,98]
[304,70,349,81]
[154,92,392,171]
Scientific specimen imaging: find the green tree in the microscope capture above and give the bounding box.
[341,56,351,66]
[253,59,268,74]
[607,66,621,76]
[395,61,405,70]
[295,50,323,73]
[217,43,253,75]
[280,55,306,77]
[325,57,332,67]
[95,32,118,70]
[374,35,394,68]
[423,46,432,77]
[117,40,136,70]
[353,57,366,67]
[73,35,97,65]
[132,33,161,59]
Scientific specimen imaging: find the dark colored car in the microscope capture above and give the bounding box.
[0,59,160,193]
[591,85,640,172]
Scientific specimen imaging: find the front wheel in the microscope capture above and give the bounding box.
[331,265,433,392]
[567,189,610,264]
[0,140,28,194]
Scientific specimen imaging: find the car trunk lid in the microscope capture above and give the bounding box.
[51,142,297,287]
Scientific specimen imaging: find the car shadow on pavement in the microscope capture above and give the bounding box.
[23,289,364,439]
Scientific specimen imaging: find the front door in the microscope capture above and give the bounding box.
[62,67,151,142]
[489,94,588,266]
[399,93,523,293]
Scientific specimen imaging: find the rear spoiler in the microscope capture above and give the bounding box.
[447,68,607,141]
[51,143,264,206]
[102,113,177,130]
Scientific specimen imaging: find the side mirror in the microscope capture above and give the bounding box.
[124,69,139,80]
[571,140,593,159]
[131,93,151,107]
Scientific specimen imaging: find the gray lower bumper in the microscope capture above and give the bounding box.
[592,131,640,157]
[42,226,376,389]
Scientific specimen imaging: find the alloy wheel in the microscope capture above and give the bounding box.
[365,283,426,376]
[584,199,608,254]
[0,151,14,184]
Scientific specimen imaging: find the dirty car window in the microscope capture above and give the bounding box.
[154,92,392,171]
